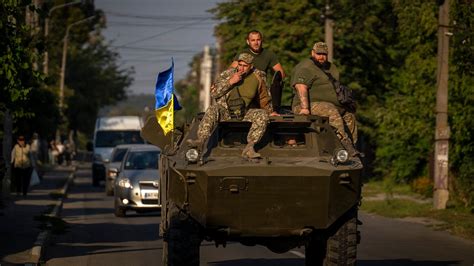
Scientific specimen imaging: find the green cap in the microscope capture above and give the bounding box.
[237,53,254,64]
[313,42,328,54]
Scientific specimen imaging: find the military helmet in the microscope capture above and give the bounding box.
[313,42,328,55]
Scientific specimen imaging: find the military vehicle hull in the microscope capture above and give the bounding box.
[146,115,363,265]
[165,162,361,237]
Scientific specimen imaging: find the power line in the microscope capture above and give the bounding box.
[106,21,216,27]
[103,10,212,21]
[114,17,211,48]
[110,45,201,53]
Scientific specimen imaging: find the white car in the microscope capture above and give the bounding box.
[114,144,161,217]
[105,144,136,196]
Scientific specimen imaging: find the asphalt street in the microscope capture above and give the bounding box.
[44,166,474,266]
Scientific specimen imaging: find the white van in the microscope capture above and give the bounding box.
[92,116,144,186]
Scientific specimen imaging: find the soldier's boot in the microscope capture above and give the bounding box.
[186,138,203,148]
[341,138,362,158]
[242,142,261,159]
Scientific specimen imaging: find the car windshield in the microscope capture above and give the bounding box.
[124,151,159,170]
[111,148,128,162]
[95,130,144,148]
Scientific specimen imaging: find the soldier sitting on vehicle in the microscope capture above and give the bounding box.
[187,53,273,159]
[291,42,360,157]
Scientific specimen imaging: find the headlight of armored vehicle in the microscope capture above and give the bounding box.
[118,178,132,188]
[186,148,199,163]
[332,149,349,165]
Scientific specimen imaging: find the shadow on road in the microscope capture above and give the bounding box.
[208,258,303,266]
[358,259,461,265]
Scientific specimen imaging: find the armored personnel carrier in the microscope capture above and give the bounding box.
[142,113,363,265]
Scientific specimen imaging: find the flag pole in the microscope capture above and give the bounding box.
[171,97,175,151]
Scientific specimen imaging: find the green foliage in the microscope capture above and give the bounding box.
[39,2,133,137]
[211,0,474,207]
[212,0,324,103]
[0,1,43,119]
[65,42,133,135]
[449,0,474,207]
[174,53,202,126]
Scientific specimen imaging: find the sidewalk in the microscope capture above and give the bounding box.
[0,164,75,265]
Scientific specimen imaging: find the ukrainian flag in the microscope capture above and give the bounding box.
[154,61,181,136]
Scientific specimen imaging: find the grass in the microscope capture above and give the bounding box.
[361,180,474,240]
[362,180,419,198]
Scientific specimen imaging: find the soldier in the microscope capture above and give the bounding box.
[291,42,359,156]
[230,30,285,113]
[188,53,273,159]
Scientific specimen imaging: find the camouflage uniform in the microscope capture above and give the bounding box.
[197,66,272,144]
[291,42,358,144]
[294,103,357,143]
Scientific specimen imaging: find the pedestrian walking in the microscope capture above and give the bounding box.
[11,135,32,196]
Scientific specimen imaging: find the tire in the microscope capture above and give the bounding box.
[92,169,100,187]
[305,210,358,266]
[162,203,201,266]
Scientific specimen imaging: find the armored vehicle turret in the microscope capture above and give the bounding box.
[142,113,363,265]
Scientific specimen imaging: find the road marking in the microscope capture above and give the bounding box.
[289,250,305,258]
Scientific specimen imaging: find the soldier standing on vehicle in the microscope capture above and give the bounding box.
[188,53,273,159]
[291,42,359,156]
[230,30,285,113]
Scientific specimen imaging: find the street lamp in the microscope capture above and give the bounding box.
[43,0,82,75]
[59,15,96,110]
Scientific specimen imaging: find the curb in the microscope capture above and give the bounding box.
[30,166,76,264]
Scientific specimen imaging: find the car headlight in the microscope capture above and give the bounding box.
[334,149,349,164]
[118,178,132,188]
[185,148,199,163]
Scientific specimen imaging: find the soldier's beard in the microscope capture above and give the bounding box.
[249,46,262,54]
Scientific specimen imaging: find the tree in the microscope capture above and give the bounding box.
[211,0,474,206]
[0,1,43,120]
[43,2,133,137]
[449,0,474,206]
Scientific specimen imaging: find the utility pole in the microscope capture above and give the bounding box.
[59,16,95,110]
[199,45,213,111]
[44,0,82,75]
[433,0,451,210]
[324,0,334,62]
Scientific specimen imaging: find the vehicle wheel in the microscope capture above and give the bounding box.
[114,207,126,217]
[114,200,126,217]
[162,202,201,266]
[305,210,357,266]
[92,170,100,187]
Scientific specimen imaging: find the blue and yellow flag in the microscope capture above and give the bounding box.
[154,61,181,136]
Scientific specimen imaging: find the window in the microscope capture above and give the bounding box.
[95,130,144,148]
[111,148,128,162]
[124,151,160,170]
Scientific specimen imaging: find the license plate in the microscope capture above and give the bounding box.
[141,189,158,199]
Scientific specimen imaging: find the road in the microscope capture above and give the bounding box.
[44,166,474,266]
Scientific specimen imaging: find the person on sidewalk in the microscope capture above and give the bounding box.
[11,135,32,196]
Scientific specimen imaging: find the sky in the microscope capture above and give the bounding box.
[94,0,221,95]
